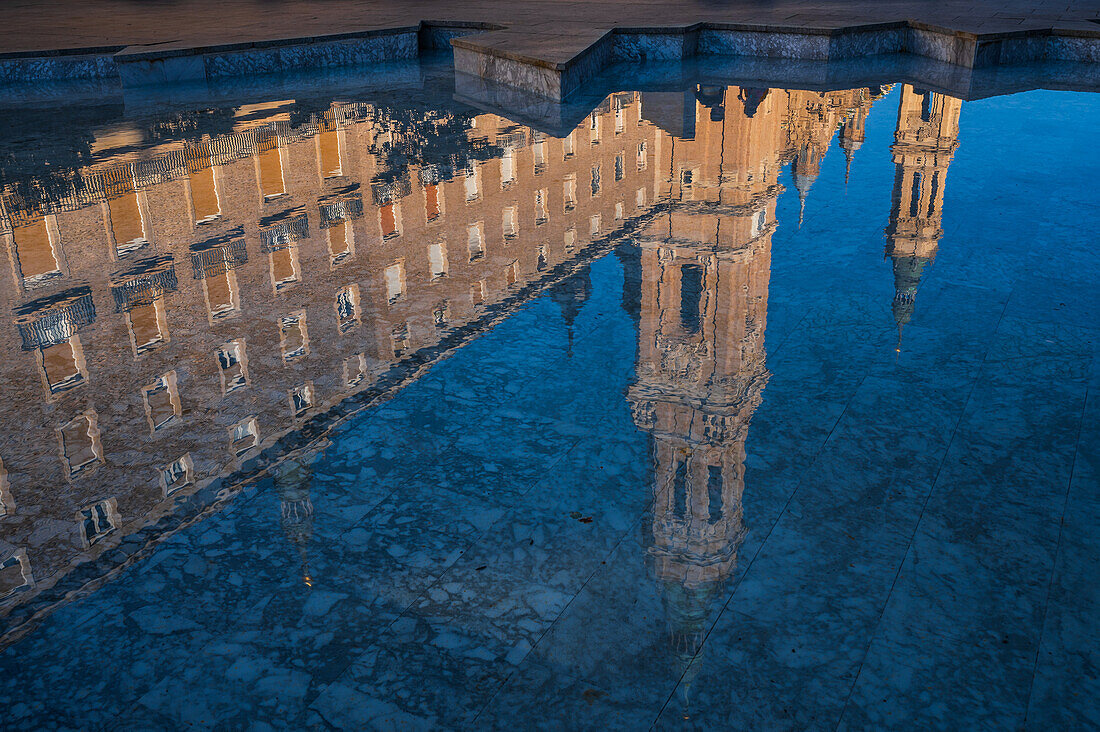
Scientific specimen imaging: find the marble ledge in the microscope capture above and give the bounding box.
[0,19,1097,97]
[456,23,1100,101]
[0,21,501,87]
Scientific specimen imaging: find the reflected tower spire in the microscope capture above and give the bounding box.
[839,93,871,187]
[884,86,962,349]
[629,85,779,703]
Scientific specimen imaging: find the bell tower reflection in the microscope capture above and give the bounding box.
[628,85,777,681]
[885,86,962,345]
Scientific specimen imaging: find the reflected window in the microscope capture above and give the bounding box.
[502,207,518,241]
[563,175,576,212]
[318,123,343,178]
[270,246,300,293]
[392,322,410,357]
[535,189,548,225]
[433,300,450,328]
[229,417,259,457]
[0,550,34,601]
[38,335,86,396]
[615,98,625,133]
[189,161,221,224]
[615,153,624,181]
[161,454,194,497]
[909,172,923,218]
[536,244,548,272]
[59,412,102,477]
[127,299,169,356]
[78,498,118,549]
[707,465,724,524]
[258,136,285,199]
[752,208,767,237]
[506,261,518,287]
[589,112,601,145]
[637,141,647,170]
[636,187,646,208]
[335,284,361,333]
[680,264,704,333]
[289,382,315,416]
[532,140,546,174]
[384,262,406,303]
[465,166,481,202]
[380,202,401,239]
[471,280,486,306]
[12,217,62,288]
[564,227,576,253]
[590,215,601,236]
[280,312,309,362]
[0,459,12,517]
[329,221,355,267]
[429,241,448,279]
[108,191,148,256]
[680,167,696,201]
[615,202,624,221]
[424,183,442,222]
[344,353,369,388]
[563,131,575,159]
[203,269,241,320]
[501,149,516,188]
[467,224,485,262]
[672,459,688,520]
[142,371,181,433]
[591,166,601,197]
[217,339,249,394]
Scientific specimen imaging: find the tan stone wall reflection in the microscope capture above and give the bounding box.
[0,82,954,629]
[0,92,661,613]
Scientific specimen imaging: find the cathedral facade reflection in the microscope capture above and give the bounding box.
[624,84,934,687]
[0,80,964,634]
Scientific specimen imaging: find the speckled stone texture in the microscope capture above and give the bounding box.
[0,53,118,83]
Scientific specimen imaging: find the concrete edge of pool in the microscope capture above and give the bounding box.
[0,19,1099,102]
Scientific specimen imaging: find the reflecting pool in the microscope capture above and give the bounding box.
[0,64,1098,729]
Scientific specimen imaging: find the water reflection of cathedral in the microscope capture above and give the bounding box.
[621,84,945,694]
[0,81,963,631]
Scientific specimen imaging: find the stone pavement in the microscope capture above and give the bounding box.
[1,0,1098,55]
[1,0,1098,100]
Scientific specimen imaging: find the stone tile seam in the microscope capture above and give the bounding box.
[830,294,1015,730]
[646,373,862,727]
[1020,382,1092,728]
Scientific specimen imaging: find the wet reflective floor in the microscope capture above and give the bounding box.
[0,64,1098,729]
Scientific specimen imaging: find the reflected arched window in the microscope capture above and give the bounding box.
[909,172,923,219]
[707,465,724,524]
[672,459,688,520]
[679,264,704,333]
[921,92,934,122]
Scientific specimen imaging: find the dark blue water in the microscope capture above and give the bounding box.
[0,73,1097,729]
